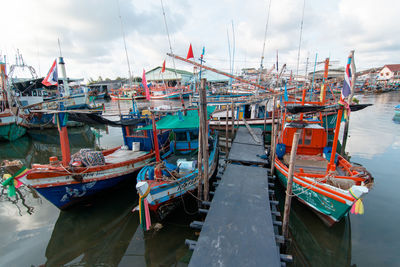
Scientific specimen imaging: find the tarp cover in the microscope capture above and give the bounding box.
[68,113,145,127]
[286,103,372,114]
[141,106,216,130]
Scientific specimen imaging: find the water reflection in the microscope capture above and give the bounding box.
[44,184,195,267]
[0,183,38,216]
[0,135,32,164]
[275,182,352,267]
[143,208,196,266]
[392,114,400,124]
[45,185,139,267]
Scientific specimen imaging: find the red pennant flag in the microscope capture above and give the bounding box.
[142,69,150,100]
[161,60,166,73]
[186,44,194,60]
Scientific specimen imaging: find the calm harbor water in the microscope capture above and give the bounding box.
[0,93,399,266]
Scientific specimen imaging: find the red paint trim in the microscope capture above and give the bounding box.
[275,158,355,202]
[28,152,152,179]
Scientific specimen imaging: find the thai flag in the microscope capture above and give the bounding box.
[42,60,58,86]
[342,57,352,98]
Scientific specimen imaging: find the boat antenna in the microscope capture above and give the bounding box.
[57,38,63,57]
[258,0,272,92]
[160,0,178,79]
[231,20,236,78]
[116,0,133,86]
[227,28,232,86]
[295,0,306,80]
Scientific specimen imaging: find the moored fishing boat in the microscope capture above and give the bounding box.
[274,115,373,226]
[274,54,374,226]
[0,58,27,141]
[135,108,219,225]
[150,85,192,100]
[17,112,170,209]
[0,112,27,141]
[16,57,171,209]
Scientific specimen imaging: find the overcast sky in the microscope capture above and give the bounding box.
[1,0,399,82]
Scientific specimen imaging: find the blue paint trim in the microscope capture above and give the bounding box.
[36,172,135,209]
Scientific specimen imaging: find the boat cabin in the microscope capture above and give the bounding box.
[171,129,199,154]
[282,122,327,156]
[123,118,170,152]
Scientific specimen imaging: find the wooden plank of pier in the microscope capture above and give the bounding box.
[228,127,267,165]
[188,164,281,267]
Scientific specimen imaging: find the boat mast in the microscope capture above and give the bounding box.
[327,106,343,172]
[258,0,272,95]
[57,42,71,166]
[0,57,9,110]
[151,113,161,162]
[117,0,134,88]
[320,58,329,105]
[168,53,271,92]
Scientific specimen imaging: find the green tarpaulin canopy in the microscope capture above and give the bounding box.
[142,107,216,130]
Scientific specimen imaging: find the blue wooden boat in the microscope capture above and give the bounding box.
[136,108,219,222]
[18,57,170,209]
[18,114,170,209]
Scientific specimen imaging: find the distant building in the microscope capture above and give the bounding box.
[241,68,258,75]
[357,68,380,82]
[145,67,193,86]
[87,79,128,93]
[308,68,344,83]
[378,64,400,82]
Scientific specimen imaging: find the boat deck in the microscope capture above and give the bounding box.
[283,154,329,174]
[104,149,148,164]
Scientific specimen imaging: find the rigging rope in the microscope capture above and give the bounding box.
[295,0,306,90]
[160,0,178,79]
[116,0,134,86]
[258,0,272,85]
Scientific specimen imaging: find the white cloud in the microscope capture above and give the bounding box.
[1,0,399,82]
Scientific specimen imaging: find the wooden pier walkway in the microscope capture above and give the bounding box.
[188,127,288,266]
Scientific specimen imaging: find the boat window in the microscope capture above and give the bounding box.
[33,90,37,96]
[126,126,147,137]
[258,106,266,118]
[189,131,198,141]
[304,129,312,145]
[175,131,188,141]
[297,129,303,145]
[38,90,42,96]
[244,104,251,118]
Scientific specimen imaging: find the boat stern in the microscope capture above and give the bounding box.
[136,181,153,203]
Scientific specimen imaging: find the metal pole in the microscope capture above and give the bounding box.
[225,105,229,157]
[231,101,235,138]
[270,96,276,173]
[151,113,161,162]
[282,132,300,240]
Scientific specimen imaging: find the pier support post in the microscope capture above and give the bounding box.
[270,97,277,174]
[200,79,209,201]
[231,101,235,138]
[197,122,203,202]
[225,105,229,157]
[282,132,300,241]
